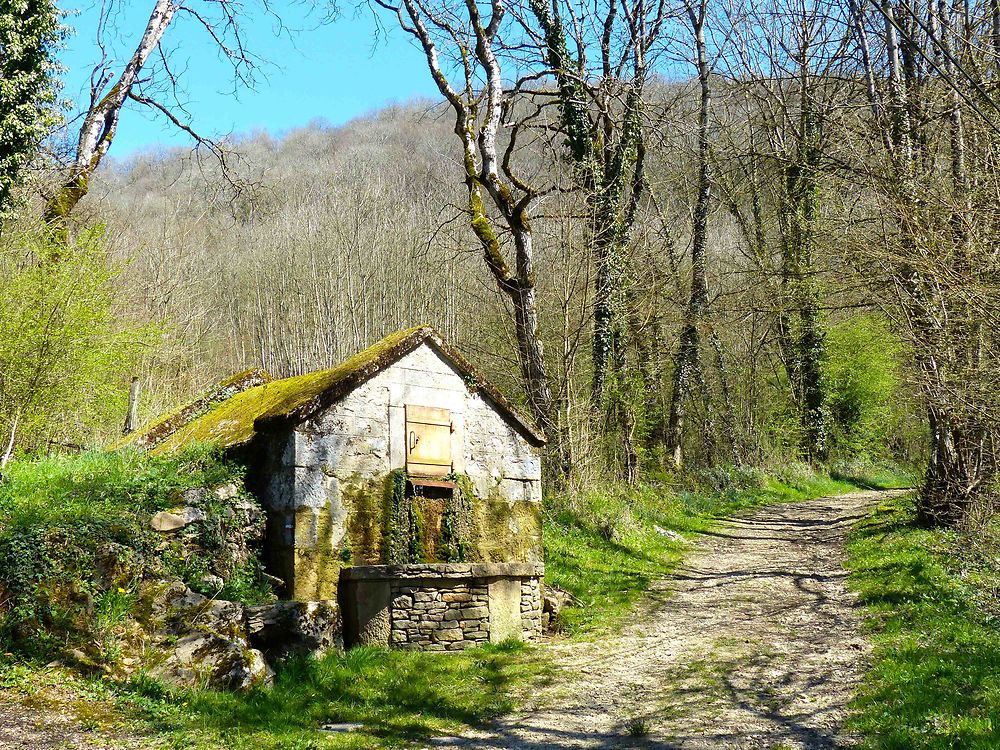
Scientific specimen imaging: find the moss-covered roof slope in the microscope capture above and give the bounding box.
[118,326,546,455]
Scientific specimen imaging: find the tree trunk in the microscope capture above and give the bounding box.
[668,0,712,469]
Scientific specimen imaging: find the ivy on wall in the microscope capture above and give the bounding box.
[383,469,473,564]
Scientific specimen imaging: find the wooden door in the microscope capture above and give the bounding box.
[405,405,453,477]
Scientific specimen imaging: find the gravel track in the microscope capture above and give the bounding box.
[428,490,905,750]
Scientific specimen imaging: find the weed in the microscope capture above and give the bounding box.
[625,716,650,736]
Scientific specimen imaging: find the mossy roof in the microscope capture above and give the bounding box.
[110,368,272,452]
[122,326,545,455]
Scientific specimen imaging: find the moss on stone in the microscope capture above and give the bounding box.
[342,476,388,565]
[112,369,272,451]
[470,493,543,563]
[291,506,341,600]
[146,327,430,454]
[383,469,410,564]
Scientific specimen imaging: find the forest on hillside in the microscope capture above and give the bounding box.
[1,0,998,532]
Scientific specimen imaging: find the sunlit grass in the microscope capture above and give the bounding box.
[847,494,1000,750]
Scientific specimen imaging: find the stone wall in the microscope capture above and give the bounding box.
[258,343,543,601]
[340,563,544,651]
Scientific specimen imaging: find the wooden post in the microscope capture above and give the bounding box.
[123,376,141,435]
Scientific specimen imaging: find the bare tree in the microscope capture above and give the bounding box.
[45,0,269,235]
[666,0,713,469]
[373,0,567,470]
[717,0,853,461]
[523,0,669,481]
[845,0,1000,526]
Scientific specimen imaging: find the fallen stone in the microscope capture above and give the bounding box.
[151,506,207,532]
[151,632,272,691]
[199,574,225,592]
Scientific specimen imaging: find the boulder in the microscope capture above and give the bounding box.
[142,581,246,636]
[138,581,341,690]
[150,632,272,691]
[247,599,343,659]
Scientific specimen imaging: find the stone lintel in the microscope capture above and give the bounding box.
[340,562,544,581]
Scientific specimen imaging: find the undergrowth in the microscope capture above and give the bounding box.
[0,445,269,659]
[847,493,1000,750]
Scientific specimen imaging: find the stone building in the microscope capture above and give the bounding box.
[122,326,546,649]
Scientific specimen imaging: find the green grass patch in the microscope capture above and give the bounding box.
[544,461,915,635]
[846,493,1000,749]
[2,641,549,749]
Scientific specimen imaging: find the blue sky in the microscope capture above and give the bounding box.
[59,0,440,158]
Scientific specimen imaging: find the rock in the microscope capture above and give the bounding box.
[151,632,272,691]
[542,584,576,632]
[151,511,186,532]
[138,580,277,691]
[214,482,239,501]
[151,506,207,532]
[247,600,342,659]
[141,581,246,637]
[199,574,225,592]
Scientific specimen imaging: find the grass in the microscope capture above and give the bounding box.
[543,460,917,635]
[846,492,1000,749]
[2,641,549,749]
[0,456,914,748]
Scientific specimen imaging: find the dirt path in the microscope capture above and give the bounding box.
[431,490,903,750]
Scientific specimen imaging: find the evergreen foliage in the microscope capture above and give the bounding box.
[0,0,62,218]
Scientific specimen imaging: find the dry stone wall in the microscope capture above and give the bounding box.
[389,581,490,650]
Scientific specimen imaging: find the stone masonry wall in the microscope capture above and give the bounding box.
[520,578,543,640]
[389,580,490,650]
[341,563,544,651]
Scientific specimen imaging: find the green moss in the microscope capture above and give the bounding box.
[384,469,410,564]
[145,327,429,454]
[343,476,388,565]
[471,496,543,563]
[292,506,341,600]
[112,368,271,451]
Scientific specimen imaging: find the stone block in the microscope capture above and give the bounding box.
[434,628,464,642]
[488,578,522,643]
[460,606,489,620]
